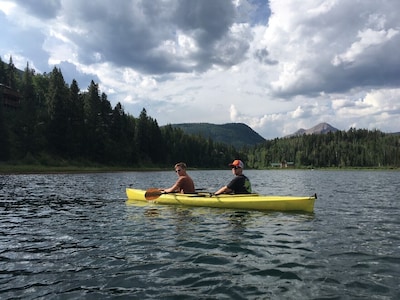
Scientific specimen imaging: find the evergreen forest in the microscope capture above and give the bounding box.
[1,56,399,169]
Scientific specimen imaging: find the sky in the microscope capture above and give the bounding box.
[1,0,399,139]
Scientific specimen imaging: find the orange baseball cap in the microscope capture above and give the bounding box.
[229,159,244,168]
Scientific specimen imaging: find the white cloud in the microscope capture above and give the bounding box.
[364,88,400,112]
[0,1,16,15]
[332,28,399,66]
[1,0,399,139]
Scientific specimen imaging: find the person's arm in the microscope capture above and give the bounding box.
[214,186,232,195]
[163,185,178,193]
[215,176,241,195]
[163,178,182,193]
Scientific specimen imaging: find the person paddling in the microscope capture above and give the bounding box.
[161,162,195,194]
[214,159,252,195]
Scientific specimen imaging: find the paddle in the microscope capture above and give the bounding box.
[144,188,164,200]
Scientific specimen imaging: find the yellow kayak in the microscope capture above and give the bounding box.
[126,188,316,213]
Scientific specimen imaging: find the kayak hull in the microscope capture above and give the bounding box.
[126,188,316,213]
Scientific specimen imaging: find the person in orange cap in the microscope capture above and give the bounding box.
[214,159,252,195]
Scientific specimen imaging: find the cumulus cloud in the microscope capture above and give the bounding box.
[52,0,251,74]
[14,0,61,19]
[1,0,399,139]
[332,28,399,66]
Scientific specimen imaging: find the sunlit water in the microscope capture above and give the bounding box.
[0,170,399,299]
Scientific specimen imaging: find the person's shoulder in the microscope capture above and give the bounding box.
[231,175,242,182]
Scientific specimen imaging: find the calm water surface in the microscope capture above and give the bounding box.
[0,170,399,299]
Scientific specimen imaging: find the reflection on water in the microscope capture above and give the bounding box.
[0,170,399,299]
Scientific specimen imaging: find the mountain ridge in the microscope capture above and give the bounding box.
[286,122,339,137]
[168,122,339,148]
[168,122,397,148]
[167,122,265,149]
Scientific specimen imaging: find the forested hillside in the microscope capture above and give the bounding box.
[246,130,399,169]
[0,56,241,168]
[1,56,399,169]
[170,123,265,149]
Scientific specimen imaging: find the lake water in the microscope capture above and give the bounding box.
[0,170,399,299]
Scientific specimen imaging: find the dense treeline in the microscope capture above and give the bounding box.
[1,56,399,169]
[246,130,399,169]
[0,56,240,168]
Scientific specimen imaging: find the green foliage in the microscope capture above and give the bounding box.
[0,59,239,167]
[246,130,400,168]
[160,125,241,168]
[0,87,9,160]
[170,122,265,148]
[0,55,398,169]
[0,57,6,84]
[7,56,18,90]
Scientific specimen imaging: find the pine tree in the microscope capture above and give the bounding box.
[69,79,85,157]
[0,87,9,160]
[46,67,69,155]
[6,56,18,89]
[82,81,103,161]
[19,63,39,156]
[0,56,6,84]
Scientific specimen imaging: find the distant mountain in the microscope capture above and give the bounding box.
[286,122,339,137]
[388,132,400,136]
[168,123,266,149]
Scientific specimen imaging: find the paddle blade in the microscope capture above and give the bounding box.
[145,188,162,200]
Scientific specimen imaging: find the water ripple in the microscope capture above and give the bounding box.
[0,171,399,299]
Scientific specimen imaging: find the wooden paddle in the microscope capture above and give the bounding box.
[144,188,164,200]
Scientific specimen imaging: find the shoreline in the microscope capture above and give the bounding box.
[0,164,167,174]
[0,164,398,174]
